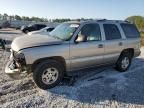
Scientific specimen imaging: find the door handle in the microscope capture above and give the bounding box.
[98,44,103,48]
[119,42,123,46]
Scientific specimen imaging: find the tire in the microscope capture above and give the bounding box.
[116,52,132,72]
[23,29,29,34]
[25,30,29,34]
[33,60,64,90]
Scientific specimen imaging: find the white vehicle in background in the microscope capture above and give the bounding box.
[28,27,55,35]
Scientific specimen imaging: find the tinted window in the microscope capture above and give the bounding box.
[47,28,54,32]
[121,24,140,38]
[78,24,101,41]
[37,25,46,27]
[104,24,121,40]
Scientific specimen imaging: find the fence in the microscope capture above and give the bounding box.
[0,20,59,28]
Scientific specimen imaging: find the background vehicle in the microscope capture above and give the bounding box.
[0,39,6,49]
[21,24,46,33]
[28,27,55,35]
[5,20,141,90]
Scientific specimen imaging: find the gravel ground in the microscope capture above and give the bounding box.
[0,29,144,108]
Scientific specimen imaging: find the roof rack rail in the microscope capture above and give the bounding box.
[124,20,131,23]
[96,19,107,21]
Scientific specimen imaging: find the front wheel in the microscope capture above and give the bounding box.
[33,60,64,90]
[116,53,132,72]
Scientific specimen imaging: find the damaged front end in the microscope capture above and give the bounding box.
[5,50,29,79]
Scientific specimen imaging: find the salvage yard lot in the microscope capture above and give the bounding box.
[0,29,144,108]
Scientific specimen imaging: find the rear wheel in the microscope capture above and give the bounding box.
[33,60,64,90]
[116,53,132,72]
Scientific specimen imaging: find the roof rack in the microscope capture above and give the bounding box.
[97,19,130,23]
[124,20,131,23]
[79,19,130,23]
[96,19,107,21]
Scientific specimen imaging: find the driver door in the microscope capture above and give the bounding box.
[70,23,105,70]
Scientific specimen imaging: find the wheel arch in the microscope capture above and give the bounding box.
[31,56,66,72]
[119,48,134,58]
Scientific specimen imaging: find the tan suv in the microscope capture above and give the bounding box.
[5,20,141,89]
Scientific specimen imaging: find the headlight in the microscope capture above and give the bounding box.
[15,53,25,60]
[11,50,26,66]
[11,50,25,60]
[15,53,26,66]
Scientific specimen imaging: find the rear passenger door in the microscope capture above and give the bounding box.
[103,24,124,63]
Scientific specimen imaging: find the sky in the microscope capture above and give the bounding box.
[0,0,144,20]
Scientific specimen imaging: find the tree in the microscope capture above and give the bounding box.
[126,16,144,31]
[52,18,71,23]
[21,16,30,21]
[0,14,2,20]
[126,16,144,46]
[9,15,15,21]
[3,13,8,20]
[15,15,22,20]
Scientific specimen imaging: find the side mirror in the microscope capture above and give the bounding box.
[75,35,85,43]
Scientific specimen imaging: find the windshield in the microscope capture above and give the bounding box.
[49,23,79,41]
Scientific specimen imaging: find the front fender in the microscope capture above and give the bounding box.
[22,44,70,66]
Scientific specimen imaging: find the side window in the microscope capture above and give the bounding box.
[37,25,45,29]
[104,24,121,40]
[42,25,46,28]
[47,28,54,32]
[38,25,43,29]
[77,24,101,42]
[121,24,140,38]
[34,24,38,29]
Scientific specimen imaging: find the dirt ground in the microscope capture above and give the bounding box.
[0,29,144,108]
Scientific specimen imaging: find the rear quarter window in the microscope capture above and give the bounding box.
[103,24,121,40]
[120,24,140,38]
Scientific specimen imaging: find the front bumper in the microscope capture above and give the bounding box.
[5,60,20,74]
[5,58,30,79]
[5,51,28,79]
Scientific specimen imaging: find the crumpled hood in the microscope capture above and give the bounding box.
[11,34,63,52]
